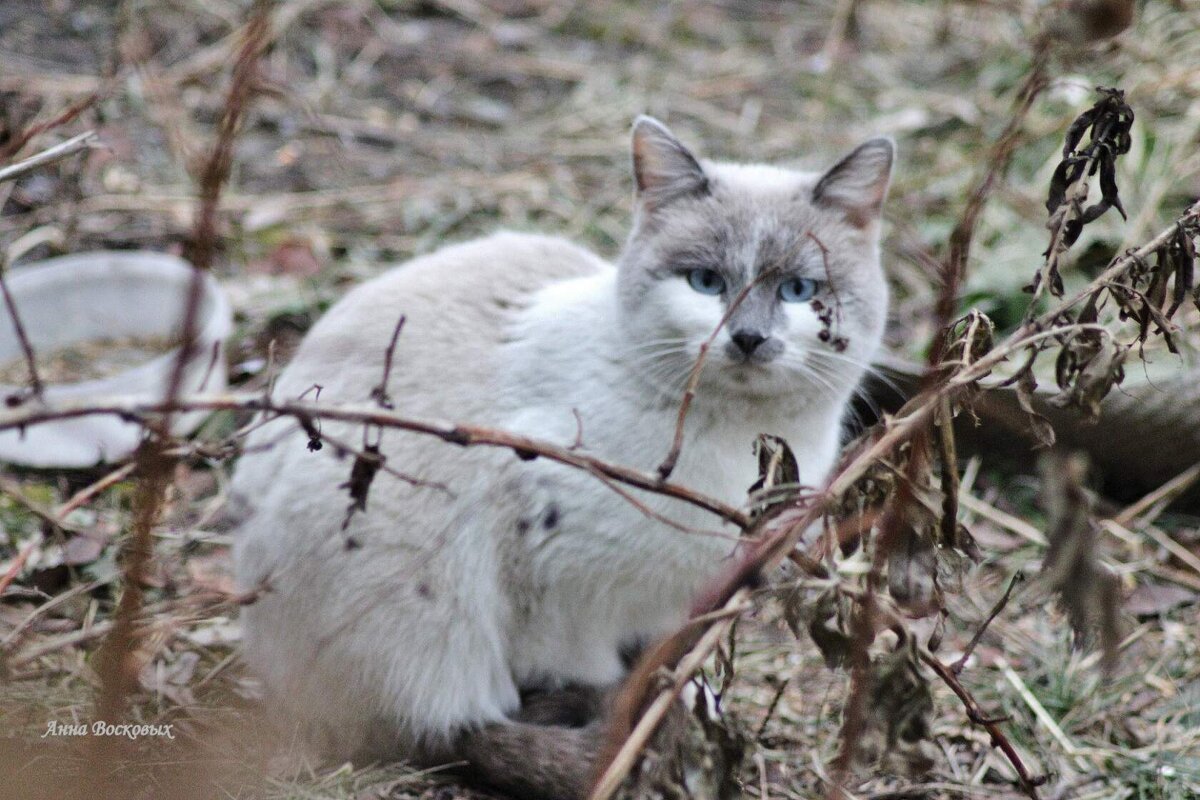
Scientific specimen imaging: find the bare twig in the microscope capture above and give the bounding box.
[590,588,752,800]
[582,462,735,540]
[922,652,1046,796]
[0,93,97,161]
[53,462,138,520]
[0,130,100,184]
[656,276,761,481]
[0,392,752,528]
[754,674,791,742]
[0,540,37,597]
[370,314,406,408]
[0,251,44,399]
[950,572,1024,674]
[657,256,794,481]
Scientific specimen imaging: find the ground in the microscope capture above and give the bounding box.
[1,1,1199,798]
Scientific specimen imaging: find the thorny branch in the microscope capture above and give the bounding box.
[0,393,753,529]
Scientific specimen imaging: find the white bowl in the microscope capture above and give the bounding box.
[0,251,232,468]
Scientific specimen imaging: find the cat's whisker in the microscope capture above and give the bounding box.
[782,357,842,399]
[808,349,906,386]
[633,355,694,399]
[625,347,691,366]
[620,338,694,357]
[786,357,873,430]
[800,352,897,430]
[622,335,692,349]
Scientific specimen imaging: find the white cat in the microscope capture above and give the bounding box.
[231,116,893,799]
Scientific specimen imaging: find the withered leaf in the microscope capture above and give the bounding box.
[1037,452,1123,671]
[1015,369,1056,447]
[944,310,995,375]
[887,518,943,619]
[803,588,856,670]
[298,415,322,452]
[1167,227,1196,318]
[1061,106,1099,160]
[843,644,936,778]
[1045,160,1074,216]
[1098,154,1126,220]
[340,443,384,531]
[1037,87,1134,297]
[748,433,802,519]
[1050,341,1127,421]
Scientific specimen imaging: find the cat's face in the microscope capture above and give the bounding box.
[616,117,892,405]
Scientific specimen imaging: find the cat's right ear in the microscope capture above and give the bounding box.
[812,137,895,229]
[631,116,709,212]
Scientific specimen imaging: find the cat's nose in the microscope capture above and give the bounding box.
[731,330,767,355]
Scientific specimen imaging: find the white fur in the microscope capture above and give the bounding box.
[231,228,863,760]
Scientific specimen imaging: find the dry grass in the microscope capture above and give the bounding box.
[1,0,1199,798]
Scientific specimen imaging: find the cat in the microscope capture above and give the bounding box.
[231,116,893,800]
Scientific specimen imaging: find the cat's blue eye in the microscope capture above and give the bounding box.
[686,268,726,295]
[779,277,818,303]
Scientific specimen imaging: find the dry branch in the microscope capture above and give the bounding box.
[0,250,44,400]
[0,130,99,185]
[657,263,783,481]
[0,93,97,161]
[0,392,752,528]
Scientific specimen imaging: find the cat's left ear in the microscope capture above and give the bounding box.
[812,137,895,229]
[631,116,709,212]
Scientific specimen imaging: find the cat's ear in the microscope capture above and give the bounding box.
[812,137,894,229]
[631,116,709,211]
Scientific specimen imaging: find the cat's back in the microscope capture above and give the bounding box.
[272,231,611,411]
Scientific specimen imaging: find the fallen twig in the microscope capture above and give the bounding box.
[0,130,100,184]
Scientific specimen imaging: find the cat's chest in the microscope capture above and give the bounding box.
[498,397,815,544]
